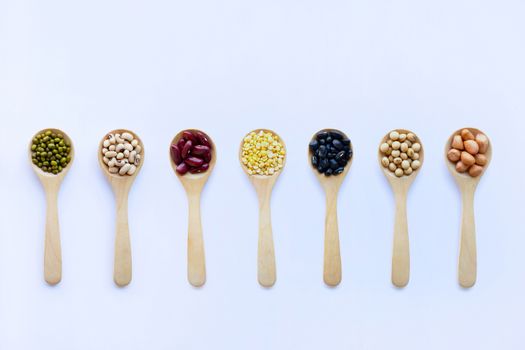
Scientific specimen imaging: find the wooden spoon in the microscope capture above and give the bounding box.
[445,128,492,288]
[98,129,144,287]
[30,128,74,285]
[378,129,424,287]
[239,129,286,287]
[170,130,216,287]
[308,129,353,286]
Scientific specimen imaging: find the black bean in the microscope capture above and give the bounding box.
[318,145,327,157]
[326,136,332,143]
[334,167,344,175]
[325,168,333,176]
[309,140,319,151]
[317,131,329,139]
[330,131,343,140]
[319,138,325,145]
[333,139,343,150]
[330,159,339,170]
[342,138,351,146]
[312,155,318,167]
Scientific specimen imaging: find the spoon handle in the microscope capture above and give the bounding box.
[459,189,477,288]
[324,190,341,286]
[392,191,410,287]
[114,192,132,287]
[187,193,206,287]
[257,193,276,287]
[44,189,62,285]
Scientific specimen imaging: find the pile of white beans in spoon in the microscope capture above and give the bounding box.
[101,132,142,176]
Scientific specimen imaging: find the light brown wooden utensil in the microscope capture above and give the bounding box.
[30,128,74,285]
[239,129,286,288]
[98,129,144,287]
[378,129,424,288]
[170,130,216,287]
[308,129,353,287]
[445,128,492,288]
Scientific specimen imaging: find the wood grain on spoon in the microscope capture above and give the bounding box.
[308,129,353,287]
[239,129,286,288]
[30,128,74,285]
[170,129,216,287]
[445,128,492,288]
[378,129,424,288]
[98,129,144,287]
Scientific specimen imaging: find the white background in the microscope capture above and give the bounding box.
[0,0,524,349]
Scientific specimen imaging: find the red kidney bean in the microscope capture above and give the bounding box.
[203,152,212,163]
[184,156,204,167]
[176,162,189,175]
[195,131,211,147]
[181,140,192,159]
[177,138,186,150]
[182,130,197,143]
[170,144,182,165]
[190,163,209,173]
[192,145,210,157]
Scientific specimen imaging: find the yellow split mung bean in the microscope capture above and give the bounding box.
[241,130,286,176]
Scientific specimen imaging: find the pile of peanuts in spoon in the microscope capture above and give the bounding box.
[101,132,142,176]
[447,129,489,177]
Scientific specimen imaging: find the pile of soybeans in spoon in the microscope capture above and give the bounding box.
[380,131,422,177]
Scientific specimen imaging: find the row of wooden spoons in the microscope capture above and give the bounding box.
[30,127,491,289]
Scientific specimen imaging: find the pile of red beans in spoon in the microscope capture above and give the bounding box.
[170,130,212,175]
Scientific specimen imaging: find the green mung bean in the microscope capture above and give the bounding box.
[31,130,71,174]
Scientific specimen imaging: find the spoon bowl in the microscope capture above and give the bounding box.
[239,129,287,176]
[378,129,424,186]
[308,129,353,286]
[378,129,424,287]
[445,127,492,288]
[98,129,145,182]
[30,128,74,285]
[170,129,217,185]
[170,129,216,287]
[98,129,144,287]
[239,129,286,287]
[309,129,353,188]
[445,127,492,185]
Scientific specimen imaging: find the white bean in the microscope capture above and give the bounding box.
[103,140,110,148]
[122,132,134,141]
[116,152,124,160]
[127,165,137,175]
[119,164,131,175]
[109,167,118,174]
[105,151,117,158]
[129,151,136,163]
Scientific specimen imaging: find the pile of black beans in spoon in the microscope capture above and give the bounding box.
[310,130,353,176]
